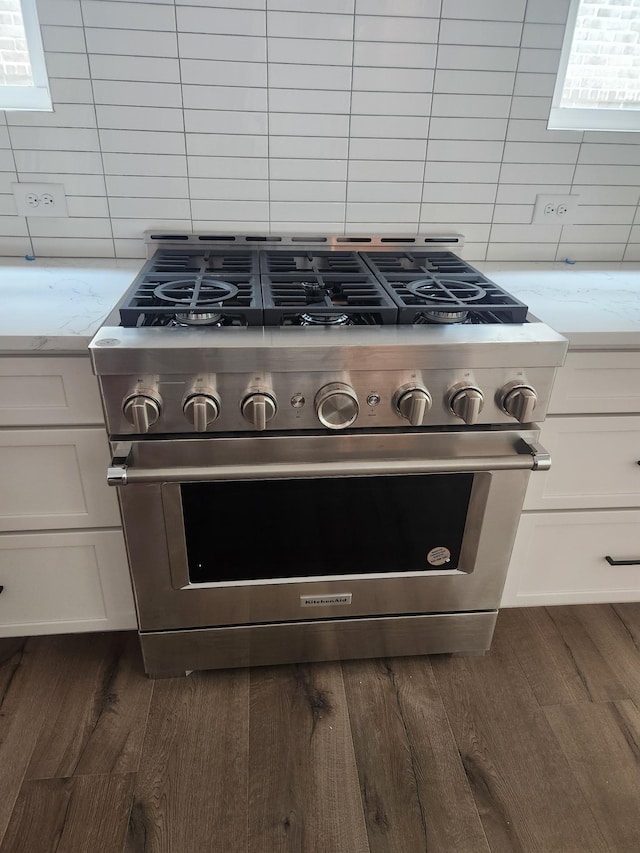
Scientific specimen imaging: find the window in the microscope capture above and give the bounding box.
[549,0,640,132]
[0,0,51,110]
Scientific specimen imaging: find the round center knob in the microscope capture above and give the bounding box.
[123,392,161,434]
[183,393,220,432]
[241,392,277,430]
[315,383,359,430]
[394,385,432,426]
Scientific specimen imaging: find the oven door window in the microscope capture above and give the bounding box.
[180,473,474,583]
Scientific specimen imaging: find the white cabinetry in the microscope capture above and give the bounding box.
[503,351,640,607]
[0,356,136,636]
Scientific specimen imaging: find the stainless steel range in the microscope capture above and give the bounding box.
[89,233,567,677]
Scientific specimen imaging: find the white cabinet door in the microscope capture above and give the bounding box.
[0,428,120,531]
[549,351,640,415]
[0,529,136,636]
[524,416,640,510]
[0,357,104,426]
[502,509,640,607]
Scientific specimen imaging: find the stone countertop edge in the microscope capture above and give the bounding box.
[0,257,639,353]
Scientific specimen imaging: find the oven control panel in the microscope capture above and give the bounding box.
[100,367,557,436]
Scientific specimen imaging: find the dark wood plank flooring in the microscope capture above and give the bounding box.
[1,604,639,853]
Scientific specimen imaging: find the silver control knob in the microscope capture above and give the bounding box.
[448,384,484,425]
[183,393,220,432]
[123,393,161,434]
[394,385,432,426]
[241,392,277,430]
[315,383,359,430]
[501,382,537,423]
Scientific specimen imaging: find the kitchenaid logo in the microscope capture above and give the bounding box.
[300,594,352,607]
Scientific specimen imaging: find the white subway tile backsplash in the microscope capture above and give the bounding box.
[492,204,533,224]
[423,161,501,183]
[268,64,351,91]
[420,202,493,222]
[513,73,556,98]
[17,172,107,196]
[92,81,183,109]
[560,224,632,244]
[41,25,86,54]
[31,237,115,257]
[352,68,434,93]
[439,19,522,46]
[557,243,626,262]
[184,110,267,135]
[96,106,184,133]
[502,141,579,164]
[354,16,439,43]
[269,0,354,12]
[191,199,269,219]
[436,44,518,72]
[38,0,83,27]
[81,1,176,30]
[491,223,561,242]
[350,92,431,116]
[177,5,266,36]
[270,180,346,201]
[353,41,436,69]
[350,115,429,139]
[111,219,192,240]
[431,93,510,118]
[183,86,267,113]
[9,126,100,152]
[572,185,640,206]
[49,79,95,104]
[176,0,264,7]
[499,163,576,184]
[271,201,345,220]
[269,113,349,137]
[189,178,268,200]
[0,149,16,170]
[186,133,269,157]
[517,48,561,74]
[346,202,420,221]
[487,242,557,260]
[270,159,347,180]
[429,117,507,140]
[268,89,351,115]
[434,70,514,95]
[355,0,440,17]
[573,165,640,186]
[106,176,190,198]
[521,23,565,49]
[99,131,186,155]
[506,119,581,143]
[525,0,570,25]
[0,212,25,233]
[8,104,96,128]
[85,28,178,57]
[426,139,504,162]
[269,11,352,40]
[267,37,353,65]
[44,52,90,78]
[442,0,525,22]
[579,144,640,167]
[423,183,496,203]
[509,96,552,121]
[269,136,349,159]
[181,59,267,88]
[572,206,635,226]
[0,236,33,256]
[66,196,110,217]
[28,217,112,238]
[189,157,268,179]
[348,138,427,161]
[109,197,191,218]
[90,55,180,83]
[347,182,421,202]
[496,183,571,204]
[179,33,266,62]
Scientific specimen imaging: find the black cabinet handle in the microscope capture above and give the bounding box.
[605,556,640,566]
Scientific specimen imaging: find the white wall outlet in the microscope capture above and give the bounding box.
[532,193,580,225]
[12,182,68,217]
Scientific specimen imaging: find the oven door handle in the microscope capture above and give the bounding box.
[107,439,550,485]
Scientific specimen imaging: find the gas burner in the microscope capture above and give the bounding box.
[299,312,353,326]
[173,311,224,327]
[154,278,239,307]
[406,278,488,324]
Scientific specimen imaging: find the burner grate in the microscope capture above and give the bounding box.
[261,251,370,275]
[262,273,398,326]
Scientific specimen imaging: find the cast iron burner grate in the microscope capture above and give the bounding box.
[261,273,399,326]
[261,251,372,275]
[362,251,529,324]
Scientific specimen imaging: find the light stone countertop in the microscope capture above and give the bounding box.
[0,256,639,353]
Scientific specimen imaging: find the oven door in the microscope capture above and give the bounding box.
[112,428,547,632]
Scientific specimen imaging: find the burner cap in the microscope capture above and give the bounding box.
[154,277,239,307]
[299,312,352,326]
[174,311,224,326]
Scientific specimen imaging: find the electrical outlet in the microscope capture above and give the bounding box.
[12,182,68,217]
[532,193,580,225]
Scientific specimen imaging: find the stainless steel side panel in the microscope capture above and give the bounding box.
[140,611,498,676]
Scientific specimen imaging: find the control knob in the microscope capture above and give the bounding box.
[448,383,484,425]
[123,392,161,434]
[394,384,432,426]
[241,391,277,430]
[315,383,359,430]
[183,392,220,432]
[500,382,537,423]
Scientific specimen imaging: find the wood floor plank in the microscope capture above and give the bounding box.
[0,637,66,845]
[341,656,490,853]
[0,773,135,853]
[26,632,153,780]
[431,628,610,853]
[126,667,249,853]
[248,661,369,853]
[544,699,640,852]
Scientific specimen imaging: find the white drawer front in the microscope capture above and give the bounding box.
[549,351,640,414]
[0,428,120,530]
[524,416,640,510]
[502,510,640,607]
[0,529,136,636]
[0,357,103,426]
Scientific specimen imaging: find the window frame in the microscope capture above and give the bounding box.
[548,0,640,133]
[0,0,52,111]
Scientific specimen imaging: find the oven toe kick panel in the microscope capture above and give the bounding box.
[139,611,498,676]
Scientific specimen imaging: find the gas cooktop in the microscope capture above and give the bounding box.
[114,233,528,329]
